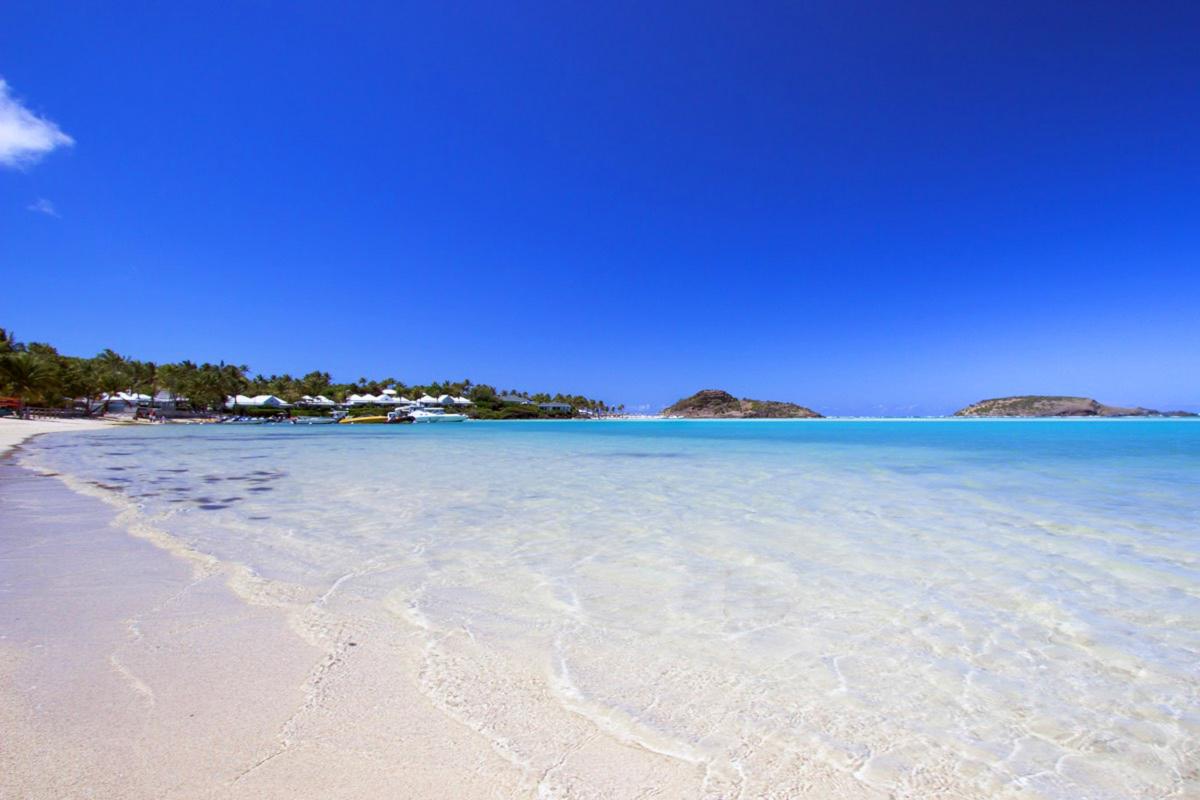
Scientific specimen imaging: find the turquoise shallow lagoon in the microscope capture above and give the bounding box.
[21,419,1200,797]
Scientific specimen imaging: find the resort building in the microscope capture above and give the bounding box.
[297,395,337,407]
[89,391,152,415]
[538,402,574,413]
[225,394,291,409]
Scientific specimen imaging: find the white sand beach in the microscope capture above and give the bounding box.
[2,420,1197,798]
[0,422,701,799]
[0,417,122,456]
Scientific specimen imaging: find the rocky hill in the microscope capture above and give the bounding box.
[663,390,822,419]
[953,396,1196,418]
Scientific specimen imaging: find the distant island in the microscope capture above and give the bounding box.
[663,389,822,419]
[954,396,1198,418]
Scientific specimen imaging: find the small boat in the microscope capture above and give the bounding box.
[408,408,468,423]
[339,415,390,424]
[292,415,338,424]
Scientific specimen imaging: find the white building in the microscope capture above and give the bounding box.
[225,394,291,409]
[298,395,337,407]
[91,391,152,415]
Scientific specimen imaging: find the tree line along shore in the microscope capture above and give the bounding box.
[0,329,620,420]
[3,330,1194,422]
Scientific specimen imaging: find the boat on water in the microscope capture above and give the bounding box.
[402,407,468,423]
[294,410,346,424]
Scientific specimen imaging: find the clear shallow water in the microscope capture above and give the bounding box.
[20,420,1200,798]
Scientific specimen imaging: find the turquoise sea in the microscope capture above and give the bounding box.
[20,420,1200,798]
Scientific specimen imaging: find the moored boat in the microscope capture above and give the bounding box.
[407,408,468,423]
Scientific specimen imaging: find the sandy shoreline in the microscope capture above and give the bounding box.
[0,417,124,457]
[0,422,700,798]
[0,422,520,799]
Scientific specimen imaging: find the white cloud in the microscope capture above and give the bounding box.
[0,78,74,168]
[27,197,59,217]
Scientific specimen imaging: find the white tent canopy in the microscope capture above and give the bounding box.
[452,396,473,406]
[418,394,439,405]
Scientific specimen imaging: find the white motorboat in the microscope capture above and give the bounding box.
[408,407,468,423]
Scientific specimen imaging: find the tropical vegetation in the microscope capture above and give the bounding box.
[0,328,617,417]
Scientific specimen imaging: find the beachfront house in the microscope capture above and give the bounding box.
[298,395,337,408]
[90,391,152,415]
[345,393,413,406]
[252,394,290,408]
[497,394,532,404]
[153,390,180,409]
[539,402,574,413]
[150,390,189,417]
[418,394,440,406]
[376,391,407,406]
[225,394,291,409]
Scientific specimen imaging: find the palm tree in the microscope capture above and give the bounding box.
[0,353,52,406]
[90,349,129,413]
[60,359,101,415]
[0,329,20,354]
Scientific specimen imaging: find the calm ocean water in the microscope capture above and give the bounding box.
[20,420,1200,798]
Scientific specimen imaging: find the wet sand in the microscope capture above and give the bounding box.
[0,462,327,798]
[0,426,698,799]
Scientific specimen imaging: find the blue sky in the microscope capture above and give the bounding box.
[2,2,1198,415]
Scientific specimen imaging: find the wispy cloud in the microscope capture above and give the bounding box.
[0,78,74,168]
[27,197,59,217]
